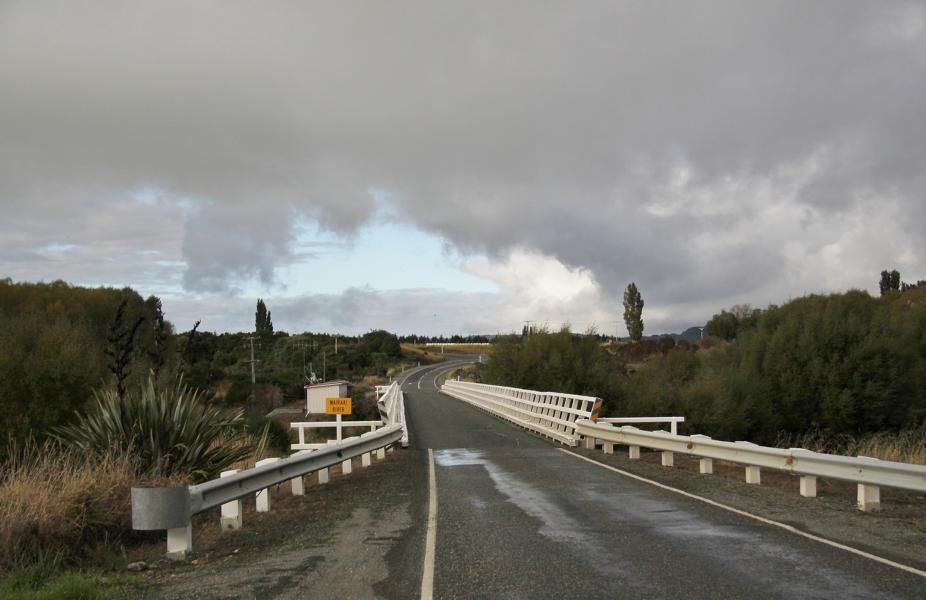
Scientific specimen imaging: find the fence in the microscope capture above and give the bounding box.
[440,380,601,446]
[576,419,926,512]
[132,382,409,559]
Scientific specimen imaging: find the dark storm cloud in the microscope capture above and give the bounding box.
[1,1,924,318]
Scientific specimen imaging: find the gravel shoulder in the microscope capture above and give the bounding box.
[125,448,427,600]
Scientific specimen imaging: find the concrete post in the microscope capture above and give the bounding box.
[858,484,881,512]
[699,458,713,474]
[745,466,761,484]
[318,467,329,485]
[291,475,305,496]
[166,525,192,560]
[361,452,371,467]
[342,458,352,475]
[584,436,596,450]
[629,445,641,460]
[603,442,614,455]
[800,476,817,498]
[376,447,386,460]
[255,457,279,512]
[219,470,242,530]
[661,451,674,467]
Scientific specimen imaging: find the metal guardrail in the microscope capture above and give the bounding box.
[132,415,405,559]
[576,419,926,512]
[440,380,601,446]
[598,416,685,435]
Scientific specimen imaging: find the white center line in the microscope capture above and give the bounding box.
[421,448,438,600]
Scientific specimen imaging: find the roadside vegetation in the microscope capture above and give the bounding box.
[484,278,926,463]
[0,278,419,589]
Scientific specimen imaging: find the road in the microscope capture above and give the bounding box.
[402,360,924,599]
[142,359,924,599]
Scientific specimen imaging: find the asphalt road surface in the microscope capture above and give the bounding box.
[402,361,925,600]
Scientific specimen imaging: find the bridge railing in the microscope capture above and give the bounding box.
[131,381,410,560]
[440,380,601,446]
[576,419,926,512]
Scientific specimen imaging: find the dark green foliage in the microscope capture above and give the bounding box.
[880,269,901,295]
[55,379,255,482]
[620,289,926,443]
[484,327,616,398]
[705,304,762,341]
[243,416,291,455]
[622,283,644,341]
[0,280,163,448]
[255,299,273,336]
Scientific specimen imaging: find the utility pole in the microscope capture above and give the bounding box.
[246,336,260,384]
[293,341,309,377]
[334,335,338,355]
[322,351,327,382]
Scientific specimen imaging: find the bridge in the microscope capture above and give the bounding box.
[132,358,926,599]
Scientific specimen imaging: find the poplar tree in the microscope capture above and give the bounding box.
[622,282,645,341]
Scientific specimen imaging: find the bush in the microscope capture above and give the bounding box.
[244,417,291,456]
[55,378,256,482]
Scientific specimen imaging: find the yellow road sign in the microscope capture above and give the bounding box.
[325,397,352,415]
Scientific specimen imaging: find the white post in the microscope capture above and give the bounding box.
[603,442,614,455]
[318,467,329,484]
[166,525,192,560]
[336,414,342,442]
[220,470,242,530]
[699,458,713,474]
[661,451,674,467]
[629,445,641,460]
[292,475,305,496]
[800,476,817,498]
[376,447,386,460]
[361,452,371,467]
[671,421,678,435]
[584,436,596,450]
[298,427,305,446]
[745,466,761,484]
[342,458,352,475]
[255,457,279,512]
[857,484,881,512]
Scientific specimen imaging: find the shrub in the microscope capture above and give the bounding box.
[55,378,256,482]
[243,416,291,455]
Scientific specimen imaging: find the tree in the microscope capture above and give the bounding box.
[255,298,273,336]
[623,283,645,341]
[880,269,901,295]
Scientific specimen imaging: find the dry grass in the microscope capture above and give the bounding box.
[776,424,926,465]
[0,441,167,574]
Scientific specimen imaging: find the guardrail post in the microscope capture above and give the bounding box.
[342,457,353,475]
[220,470,243,530]
[361,452,371,467]
[745,466,761,484]
[602,442,614,455]
[661,451,674,467]
[629,445,641,460]
[167,525,192,560]
[376,447,385,460]
[699,458,713,474]
[318,467,329,484]
[291,474,305,496]
[584,436,596,449]
[255,457,280,512]
[857,484,881,512]
[800,476,817,497]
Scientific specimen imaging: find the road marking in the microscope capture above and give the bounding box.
[421,448,437,600]
[559,448,926,579]
[418,376,422,390]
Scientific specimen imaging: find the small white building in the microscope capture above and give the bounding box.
[304,380,350,414]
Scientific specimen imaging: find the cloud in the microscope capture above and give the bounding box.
[1,1,924,325]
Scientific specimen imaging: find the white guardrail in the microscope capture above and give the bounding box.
[131,381,409,559]
[576,419,926,512]
[440,380,602,446]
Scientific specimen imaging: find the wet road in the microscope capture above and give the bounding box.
[404,361,924,599]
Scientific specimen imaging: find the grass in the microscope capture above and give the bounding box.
[0,561,138,600]
[0,440,143,574]
[776,424,926,465]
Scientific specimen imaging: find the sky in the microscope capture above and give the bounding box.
[1,1,924,336]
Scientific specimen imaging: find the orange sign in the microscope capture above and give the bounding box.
[325,397,352,415]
